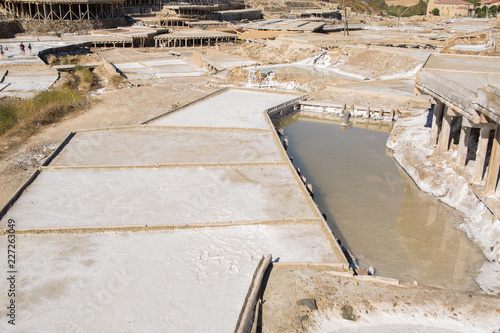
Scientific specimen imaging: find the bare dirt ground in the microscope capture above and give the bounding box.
[262,265,500,332]
[0,82,216,207]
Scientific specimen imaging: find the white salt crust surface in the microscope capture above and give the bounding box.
[49,127,285,166]
[311,309,500,333]
[0,225,339,332]
[2,165,317,229]
[148,89,299,129]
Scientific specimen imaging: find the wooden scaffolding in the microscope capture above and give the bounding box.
[3,0,125,20]
[124,0,161,14]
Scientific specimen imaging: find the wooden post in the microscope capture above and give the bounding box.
[430,103,444,147]
[485,125,500,196]
[456,123,471,167]
[366,106,370,118]
[472,126,491,183]
[438,106,452,152]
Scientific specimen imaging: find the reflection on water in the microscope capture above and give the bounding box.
[275,113,485,292]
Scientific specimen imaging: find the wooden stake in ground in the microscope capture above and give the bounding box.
[343,0,349,36]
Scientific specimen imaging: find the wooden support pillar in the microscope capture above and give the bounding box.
[430,103,444,147]
[485,125,500,195]
[438,106,452,152]
[456,123,471,167]
[473,126,491,183]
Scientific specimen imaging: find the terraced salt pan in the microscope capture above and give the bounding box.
[125,74,155,81]
[2,75,57,83]
[113,62,146,69]
[154,65,202,73]
[49,127,285,167]
[113,59,202,83]
[143,59,187,66]
[148,89,299,130]
[0,68,58,97]
[0,224,339,332]
[2,82,55,93]
[3,165,317,229]
[156,72,203,78]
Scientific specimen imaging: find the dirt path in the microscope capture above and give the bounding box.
[261,265,500,332]
[0,83,216,208]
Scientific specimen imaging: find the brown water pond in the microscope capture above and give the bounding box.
[274,113,486,292]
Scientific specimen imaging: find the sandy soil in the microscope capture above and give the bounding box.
[262,265,500,332]
[0,82,216,208]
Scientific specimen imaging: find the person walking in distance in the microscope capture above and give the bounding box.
[20,42,25,56]
[0,45,4,61]
[28,43,32,54]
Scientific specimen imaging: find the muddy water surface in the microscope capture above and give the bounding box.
[275,114,486,292]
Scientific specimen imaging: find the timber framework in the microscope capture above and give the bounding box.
[1,0,127,20]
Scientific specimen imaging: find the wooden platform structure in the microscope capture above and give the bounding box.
[150,16,189,27]
[289,9,341,19]
[238,19,326,33]
[124,0,161,14]
[171,0,236,5]
[154,29,236,47]
[415,54,500,202]
[166,2,244,20]
[2,0,125,20]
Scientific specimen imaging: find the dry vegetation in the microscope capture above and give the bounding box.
[0,66,96,154]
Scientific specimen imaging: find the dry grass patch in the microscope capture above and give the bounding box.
[74,65,94,91]
[0,88,85,153]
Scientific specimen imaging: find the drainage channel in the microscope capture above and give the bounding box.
[274,112,487,292]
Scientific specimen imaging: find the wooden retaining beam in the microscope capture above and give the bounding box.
[234,254,272,333]
[155,32,237,48]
